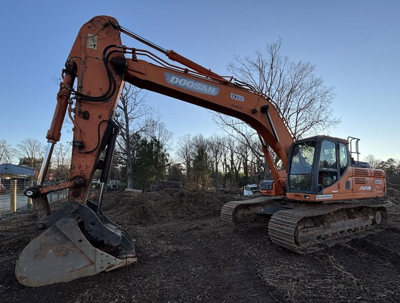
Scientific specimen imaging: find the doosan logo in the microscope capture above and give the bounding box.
[165,72,220,96]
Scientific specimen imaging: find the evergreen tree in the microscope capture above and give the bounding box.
[131,136,169,191]
[192,138,212,189]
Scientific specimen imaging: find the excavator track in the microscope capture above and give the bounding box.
[268,203,388,254]
[221,198,388,253]
[220,196,284,226]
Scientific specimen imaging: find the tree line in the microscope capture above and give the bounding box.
[1,135,399,192]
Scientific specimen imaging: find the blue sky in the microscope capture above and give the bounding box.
[0,0,399,161]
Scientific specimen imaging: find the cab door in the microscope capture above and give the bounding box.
[317,140,349,192]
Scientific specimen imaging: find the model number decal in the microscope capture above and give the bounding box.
[230,93,244,102]
[316,194,333,200]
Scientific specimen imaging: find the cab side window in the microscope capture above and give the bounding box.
[339,143,349,175]
[319,141,336,169]
[319,140,338,188]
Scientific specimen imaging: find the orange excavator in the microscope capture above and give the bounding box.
[16,16,387,287]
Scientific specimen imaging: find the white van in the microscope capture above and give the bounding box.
[243,184,259,196]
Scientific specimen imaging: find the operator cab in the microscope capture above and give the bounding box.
[287,136,350,196]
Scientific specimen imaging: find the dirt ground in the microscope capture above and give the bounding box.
[1,185,400,303]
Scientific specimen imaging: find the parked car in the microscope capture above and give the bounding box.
[107,180,120,190]
[243,184,259,196]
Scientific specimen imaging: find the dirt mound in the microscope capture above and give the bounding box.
[100,188,241,225]
[387,183,400,204]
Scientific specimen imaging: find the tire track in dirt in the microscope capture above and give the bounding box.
[69,218,274,303]
[127,219,274,303]
[324,229,400,302]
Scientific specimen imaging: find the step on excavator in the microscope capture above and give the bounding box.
[16,16,387,287]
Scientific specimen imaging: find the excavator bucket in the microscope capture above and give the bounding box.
[15,201,137,287]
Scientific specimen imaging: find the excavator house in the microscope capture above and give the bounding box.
[16,16,387,287]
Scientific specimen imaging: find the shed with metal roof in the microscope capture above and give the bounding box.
[0,164,35,179]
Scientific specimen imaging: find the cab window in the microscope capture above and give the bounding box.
[339,143,348,175]
[318,140,338,188]
[319,141,336,169]
[289,141,316,191]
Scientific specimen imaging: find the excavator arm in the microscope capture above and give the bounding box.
[18,17,132,287]
[29,17,125,214]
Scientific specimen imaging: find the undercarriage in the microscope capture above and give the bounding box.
[221,197,387,253]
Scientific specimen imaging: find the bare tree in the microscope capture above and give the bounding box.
[177,134,193,187]
[17,138,43,168]
[224,136,242,183]
[52,142,70,167]
[225,40,338,139]
[52,142,71,180]
[214,40,338,179]
[214,114,263,159]
[177,133,270,189]
[0,140,13,164]
[364,154,381,169]
[115,84,155,190]
[208,136,223,172]
[206,139,222,188]
[147,119,172,149]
